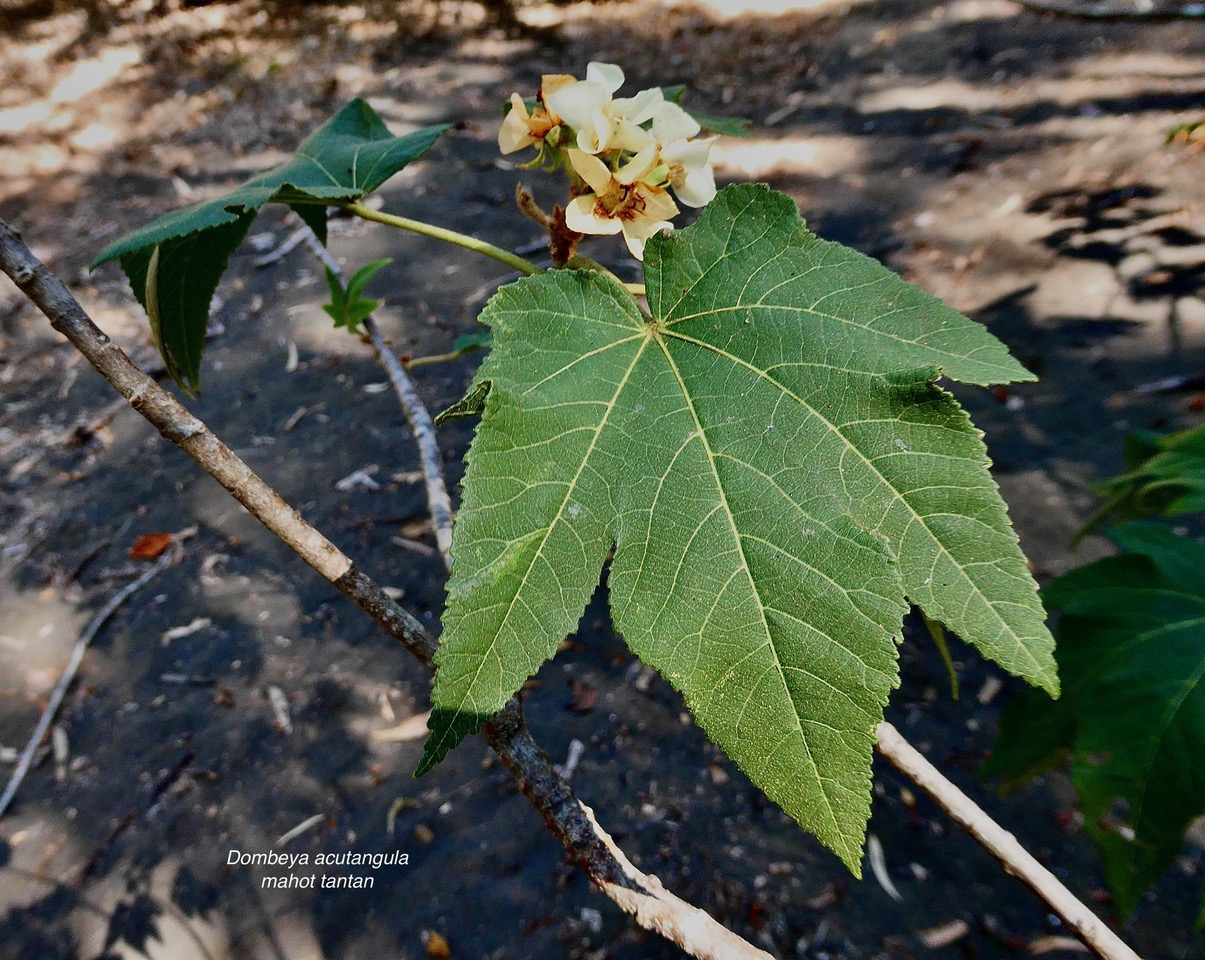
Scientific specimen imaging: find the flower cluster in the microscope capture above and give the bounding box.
[498,62,717,260]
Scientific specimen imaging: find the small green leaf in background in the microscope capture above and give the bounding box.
[323,258,391,334]
[1080,424,1205,538]
[418,183,1055,872]
[406,331,494,372]
[686,110,754,138]
[434,380,491,426]
[92,101,450,392]
[451,331,493,355]
[1166,119,1204,146]
[921,612,960,701]
[987,522,1205,917]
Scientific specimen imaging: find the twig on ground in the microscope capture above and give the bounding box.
[1011,0,1204,17]
[1134,372,1205,395]
[252,225,311,268]
[875,722,1142,960]
[298,229,454,567]
[0,533,188,819]
[1,218,773,960]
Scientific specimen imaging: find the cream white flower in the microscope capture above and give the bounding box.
[497,74,576,155]
[660,137,717,208]
[651,101,701,145]
[546,62,660,156]
[565,147,679,260]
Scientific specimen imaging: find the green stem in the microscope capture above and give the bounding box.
[566,254,646,297]
[342,202,543,277]
[406,346,486,369]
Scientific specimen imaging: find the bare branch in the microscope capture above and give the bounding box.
[0,218,772,960]
[0,533,188,819]
[875,722,1142,960]
[299,229,454,567]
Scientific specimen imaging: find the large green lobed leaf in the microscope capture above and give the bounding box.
[422,183,1057,871]
[92,100,450,392]
[988,522,1205,916]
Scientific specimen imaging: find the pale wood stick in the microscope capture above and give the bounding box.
[876,722,1142,960]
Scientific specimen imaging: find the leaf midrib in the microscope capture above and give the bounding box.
[654,332,849,860]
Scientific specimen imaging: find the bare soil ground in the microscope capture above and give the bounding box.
[1,2,1203,958]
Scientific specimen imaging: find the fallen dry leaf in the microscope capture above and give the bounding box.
[1029,935,1089,955]
[424,930,451,959]
[567,678,598,714]
[805,881,842,910]
[129,532,173,559]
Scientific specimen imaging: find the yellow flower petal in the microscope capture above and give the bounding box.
[585,61,625,94]
[621,219,673,260]
[547,81,610,144]
[638,185,680,223]
[540,74,577,98]
[539,74,576,124]
[568,149,613,196]
[613,87,663,126]
[615,144,660,185]
[652,101,700,145]
[498,94,535,154]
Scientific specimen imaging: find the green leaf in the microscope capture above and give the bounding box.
[407,331,494,372]
[323,265,347,312]
[434,380,491,425]
[1082,424,1205,536]
[688,110,754,138]
[292,202,329,248]
[452,331,493,355]
[922,612,960,701]
[92,100,450,390]
[319,257,393,335]
[347,300,379,331]
[989,523,1205,917]
[120,217,255,395]
[346,258,392,301]
[418,184,1055,871]
[1167,119,1204,145]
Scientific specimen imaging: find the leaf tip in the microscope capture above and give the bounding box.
[1036,668,1060,699]
[414,706,491,777]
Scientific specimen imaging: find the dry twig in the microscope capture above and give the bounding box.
[1011,0,1204,17]
[876,722,1141,960]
